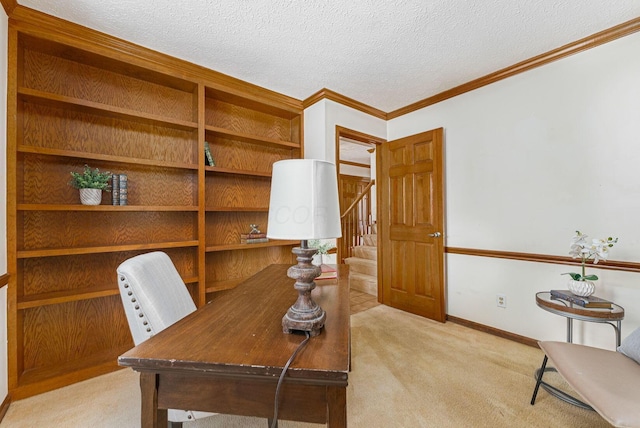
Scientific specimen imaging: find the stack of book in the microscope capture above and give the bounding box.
[240,232,268,244]
[316,264,337,280]
[111,174,128,206]
[550,289,613,309]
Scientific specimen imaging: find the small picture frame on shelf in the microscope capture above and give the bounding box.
[204,141,215,166]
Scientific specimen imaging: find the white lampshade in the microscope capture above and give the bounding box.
[267,159,342,240]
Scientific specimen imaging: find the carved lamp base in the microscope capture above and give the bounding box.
[282,245,326,337]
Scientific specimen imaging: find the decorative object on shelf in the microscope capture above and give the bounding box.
[240,237,269,244]
[111,174,120,206]
[308,239,336,266]
[118,174,128,206]
[241,233,266,239]
[267,159,342,336]
[240,224,268,243]
[562,230,618,297]
[204,141,215,166]
[78,188,102,206]
[69,164,111,205]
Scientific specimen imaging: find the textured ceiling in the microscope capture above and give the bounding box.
[18,0,640,112]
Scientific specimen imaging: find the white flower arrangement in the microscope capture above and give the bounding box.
[563,230,618,281]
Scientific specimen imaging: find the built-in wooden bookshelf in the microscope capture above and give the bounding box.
[7,14,301,399]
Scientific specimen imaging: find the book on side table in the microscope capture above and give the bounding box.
[317,264,337,280]
[550,289,613,309]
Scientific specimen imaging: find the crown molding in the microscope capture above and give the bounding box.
[303,88,387,120]
[304,17,640,121]
[388,16,640,119]
[1,0,16,15]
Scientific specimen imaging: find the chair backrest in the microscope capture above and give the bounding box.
[117,251,196,346]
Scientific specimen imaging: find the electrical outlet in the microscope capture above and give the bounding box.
[496,294,507,308]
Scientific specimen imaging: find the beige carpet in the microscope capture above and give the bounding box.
[1,305,610,427]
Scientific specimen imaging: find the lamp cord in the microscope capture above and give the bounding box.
[269,331,311,428]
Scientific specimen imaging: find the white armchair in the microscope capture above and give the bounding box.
[117,251,215,427]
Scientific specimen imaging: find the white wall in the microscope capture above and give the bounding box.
[388,31,640,349]
[0,6,9,403]
[304,99,386,163]
[340,164,369,177]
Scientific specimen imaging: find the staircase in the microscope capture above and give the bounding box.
[345,225,378,297]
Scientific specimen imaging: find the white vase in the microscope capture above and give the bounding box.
[79,188,102,205]
[567,279,595,297]
[312,253,325,266]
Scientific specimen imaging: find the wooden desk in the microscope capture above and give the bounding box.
[118,264,350,428]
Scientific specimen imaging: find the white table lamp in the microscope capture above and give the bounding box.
[267,159,342,336]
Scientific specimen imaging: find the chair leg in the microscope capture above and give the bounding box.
[530,355,548,405]
[268,418,278,428]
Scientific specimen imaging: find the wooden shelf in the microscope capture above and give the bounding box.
[205,240,298,252]
[20,33,198,94]
[17,241,199,259]
[18,286,119,309]
[14,346,131,400]
[206,206,269,212]
[205,166,272,177]
[18,204,199,212]
[18,145,198,170]
[205,125,300,149]
[19,87,198,131]
[183,276,200,285]
[204,86,300,118]
[17,273,200,309]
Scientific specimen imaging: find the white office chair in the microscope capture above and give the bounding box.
[117,251,215,427]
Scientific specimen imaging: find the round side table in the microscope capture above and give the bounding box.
[535,292,624,347]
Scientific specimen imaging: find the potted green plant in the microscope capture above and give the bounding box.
[309,239,336,265]
[69,164,111,205]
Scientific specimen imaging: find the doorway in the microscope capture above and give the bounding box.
[335,126,385,300]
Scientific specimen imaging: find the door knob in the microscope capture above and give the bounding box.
[428,232,442,238]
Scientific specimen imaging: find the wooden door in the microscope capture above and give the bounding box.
[379,129,445,322]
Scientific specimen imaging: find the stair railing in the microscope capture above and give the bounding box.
[339,180,375,262]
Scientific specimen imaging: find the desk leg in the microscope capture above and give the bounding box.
[566,318,573,343]
[327,386,347,428]
[140,372,168,428]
